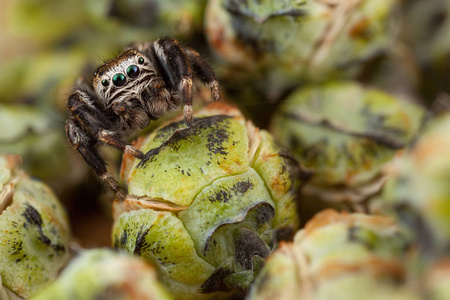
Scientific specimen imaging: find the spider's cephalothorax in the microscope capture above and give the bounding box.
[66,37,220,199]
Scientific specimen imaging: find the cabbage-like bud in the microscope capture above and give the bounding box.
[247,209,413,300]
[270,81,425,217]
[112,102,307,298]
[30,249,173,300]
[381,113,450,259]
[0,155,71,299]
[206,0,399,96]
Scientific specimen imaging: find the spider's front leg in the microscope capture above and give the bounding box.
[184,47,221,103]
[152,37,195,125]
[97,128,144,159]
[66,80,143,198]
[66,118,125,199]
[151,38,220,126]
[71,79,145,159]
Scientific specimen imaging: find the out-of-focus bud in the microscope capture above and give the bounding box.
[109,0,208,38]
[380,113,450,259]
[424,258,450,300]
[30,249,174,300]
[0,155,71,299]
[247,209,413,300]
[399,0,450,105]
[270,81,425,218]
[206,0,399,98]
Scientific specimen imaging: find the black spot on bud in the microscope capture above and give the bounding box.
[22,204,43,228]
[21,203,65,253]
[138,115,232,169]
[208,189,231,203]
[133,225,152,256]
[230,180,254,195]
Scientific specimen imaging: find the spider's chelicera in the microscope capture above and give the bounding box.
[66,37,220,199]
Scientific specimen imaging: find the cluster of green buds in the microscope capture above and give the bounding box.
[0,154,71,299]
[1,0,449,299]
[30,249,173,300]
[247,209,413,300]
[112,102,306,298]
[205,0,398,96]
[270,81,425,216]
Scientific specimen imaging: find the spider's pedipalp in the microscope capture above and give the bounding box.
[70,92,145,157]
[145,75,175,119]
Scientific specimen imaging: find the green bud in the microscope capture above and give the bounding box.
[30,249,173,300]
[424,259,450,300]
[0,155,71,298]
[380,113,450,258]
[270,81,425,216]
[206,0,398,95]
[248,209,414,300]
[113,103,306,298]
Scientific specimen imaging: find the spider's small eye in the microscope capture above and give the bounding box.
[138,57,144,65]
[126,65,140,78]
[101,79,109,87]
[112,73,127,87]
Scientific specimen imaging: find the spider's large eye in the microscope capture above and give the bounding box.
[112,73,126,87]
[126,65,140,78]
[101,79,109,87]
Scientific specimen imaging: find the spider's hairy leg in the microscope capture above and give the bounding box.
[127,42,179,119]
[66,82,142,199]
[98,130,144,159]
[66,119,125,200]
[153,37,195,126]
[184,47,221,102]
[70,80,144,159]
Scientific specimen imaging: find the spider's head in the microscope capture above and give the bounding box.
[93,49,154,107]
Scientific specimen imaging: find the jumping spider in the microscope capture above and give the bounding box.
[66,37,220,199]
